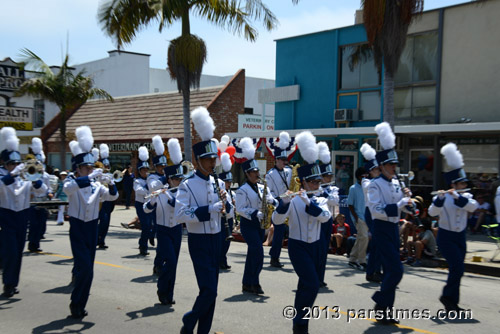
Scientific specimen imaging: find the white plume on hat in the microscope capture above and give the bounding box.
[138,146,149,162]
[99,143,109,159]
[191,107,215,141]
[75,126,94,153]
[152,135,165,156]
[441,143,464,170]
[360,143,377,161]
[374,122,396,150]
[317,141,330,164]
[69,140,83,156]
[240,137,256,160]
[92,148,100,162]
[167,138,183,165]
[31,137,43,155]
[221,152,232,172]
[278,131,291,150]
[1,127,19,151]
[39,151,46,163]
[296,131,318,164]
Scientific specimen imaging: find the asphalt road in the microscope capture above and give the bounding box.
[1,206,499,334]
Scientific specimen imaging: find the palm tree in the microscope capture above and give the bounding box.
[361,0,424,127]
[14,48,113,170]
[98,0,279,161]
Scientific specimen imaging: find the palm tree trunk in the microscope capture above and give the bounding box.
[59,112,67,170]
[183,87,192,161]
[383,69,395,128]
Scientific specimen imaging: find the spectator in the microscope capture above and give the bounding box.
[55,171,68,225]
[406,219,437,267]
[400,196,426,256]
[122,165,135,209]
[332,214,351,255]
[469,194,493,233]
[347,167,369,270]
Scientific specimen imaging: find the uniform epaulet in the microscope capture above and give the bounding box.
[185,173,196,180]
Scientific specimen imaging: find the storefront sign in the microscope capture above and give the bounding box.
[439,137,499,145]
[0,106,33,130]
[107,142,153,152]
[0,59,26,92]
[238,115,274,132]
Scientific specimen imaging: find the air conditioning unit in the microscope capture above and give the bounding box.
[334,109,359,121]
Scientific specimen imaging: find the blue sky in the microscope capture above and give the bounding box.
[1,0,469,79]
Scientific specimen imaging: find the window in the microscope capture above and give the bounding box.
[244,107,253,115]
[359,91,380,120]
[33,99,45,128]
[395,86,435,124]
[395,31,438,84]
[340,44,380,89]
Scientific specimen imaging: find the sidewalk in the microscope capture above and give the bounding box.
[108,205,500,277]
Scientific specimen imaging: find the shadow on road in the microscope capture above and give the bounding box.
[363,322,413,334]
[0,297,21,309]
[126,304,174,320]
[44,284,73,294]
[223,293,270,303]
[32,317,95,334]
[131,275,158,284]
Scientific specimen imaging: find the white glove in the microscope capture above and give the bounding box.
[450,190,459,199]
[266,197,276,206]
[257,211,264,222]
[11,163,25,176]
[100,174,112,184]
[209,201,224,214]
[88,168,103,180]
[281,196,291,205]
[438,192,445,200]
[299,190,310,206]
[397,197,411,208]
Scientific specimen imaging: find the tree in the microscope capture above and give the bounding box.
[14,48,113,170]
[98,0,278,161]
[362,0,424,127]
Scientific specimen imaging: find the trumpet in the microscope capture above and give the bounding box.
[430,188,471,196]
[144,186,179,200]
[21,158,44,182]
[112,170,123,182]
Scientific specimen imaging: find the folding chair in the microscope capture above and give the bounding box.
[484,224,500,262]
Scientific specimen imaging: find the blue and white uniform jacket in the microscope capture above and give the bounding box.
[226,189,235,220]
[63,176,118,222]
[0,174,47,212]
[175,171,232,234]
[272,195,331,243]
[134,176,149,203]
[319,184,339,215]
[265,166,292,198]
[367,175,411,223]
[31,171,53,202]
[428,192,478,233]
[144,189,180,228]
[147,173,167,193]
[235,182,277,222]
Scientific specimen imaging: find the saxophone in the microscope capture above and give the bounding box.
[260,178,274,230]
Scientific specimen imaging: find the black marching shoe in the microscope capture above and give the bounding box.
[180,326,193,334]
[293,323,309,334]
[439,295,462,312]
[319,281,328,288]
[149,237,155,246]
[270,258,284,268]
[252,284,264,295]
[242,284,254,294]
[374,304,400,325]
[69,302,87,319]
[2,285,17,298]
[157,291,175,305]
[97,244,108,249]
[139,248,149,256]
[366,272,382,283]
[29,247,43,253]
[219,263,231,270]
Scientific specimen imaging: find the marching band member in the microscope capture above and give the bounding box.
[149,135,168,275]
[317,141,339,288]
[367,122,412,325]
[0,148,7,270]
[235,137,277,295]
[28,137,53,252]
[219,152,235,270]
[144,138,184,306]
[272,131,331,334]
[97,144,116,249]
[134,146,153,256]
[175,107,231,334]
[0,127,47,298]
[428,143,478,312]
[265,131,292,268]
[63,126,118,318]
[360,143,383,283]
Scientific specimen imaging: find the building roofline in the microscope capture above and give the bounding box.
[107,50,151,57]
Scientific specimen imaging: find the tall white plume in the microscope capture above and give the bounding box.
[278,131,291,150]
[75,126,94,153]
[296,131,318,164]
[317,141,330,164]
[441,143,464,169]
[92,148,100,162]
[1,127,18,151]
[374,122,396,150]
[240,137,256,160]
[138,146,149,162]
[167,138,183,165]
[360,143,377,161]
[152,135,165,156]
[221,152,232,172]
[31,137,43,154]
[40,151,46,163]
[69,140,83,156]
[99,143,109,159]
[191,107,215,141]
